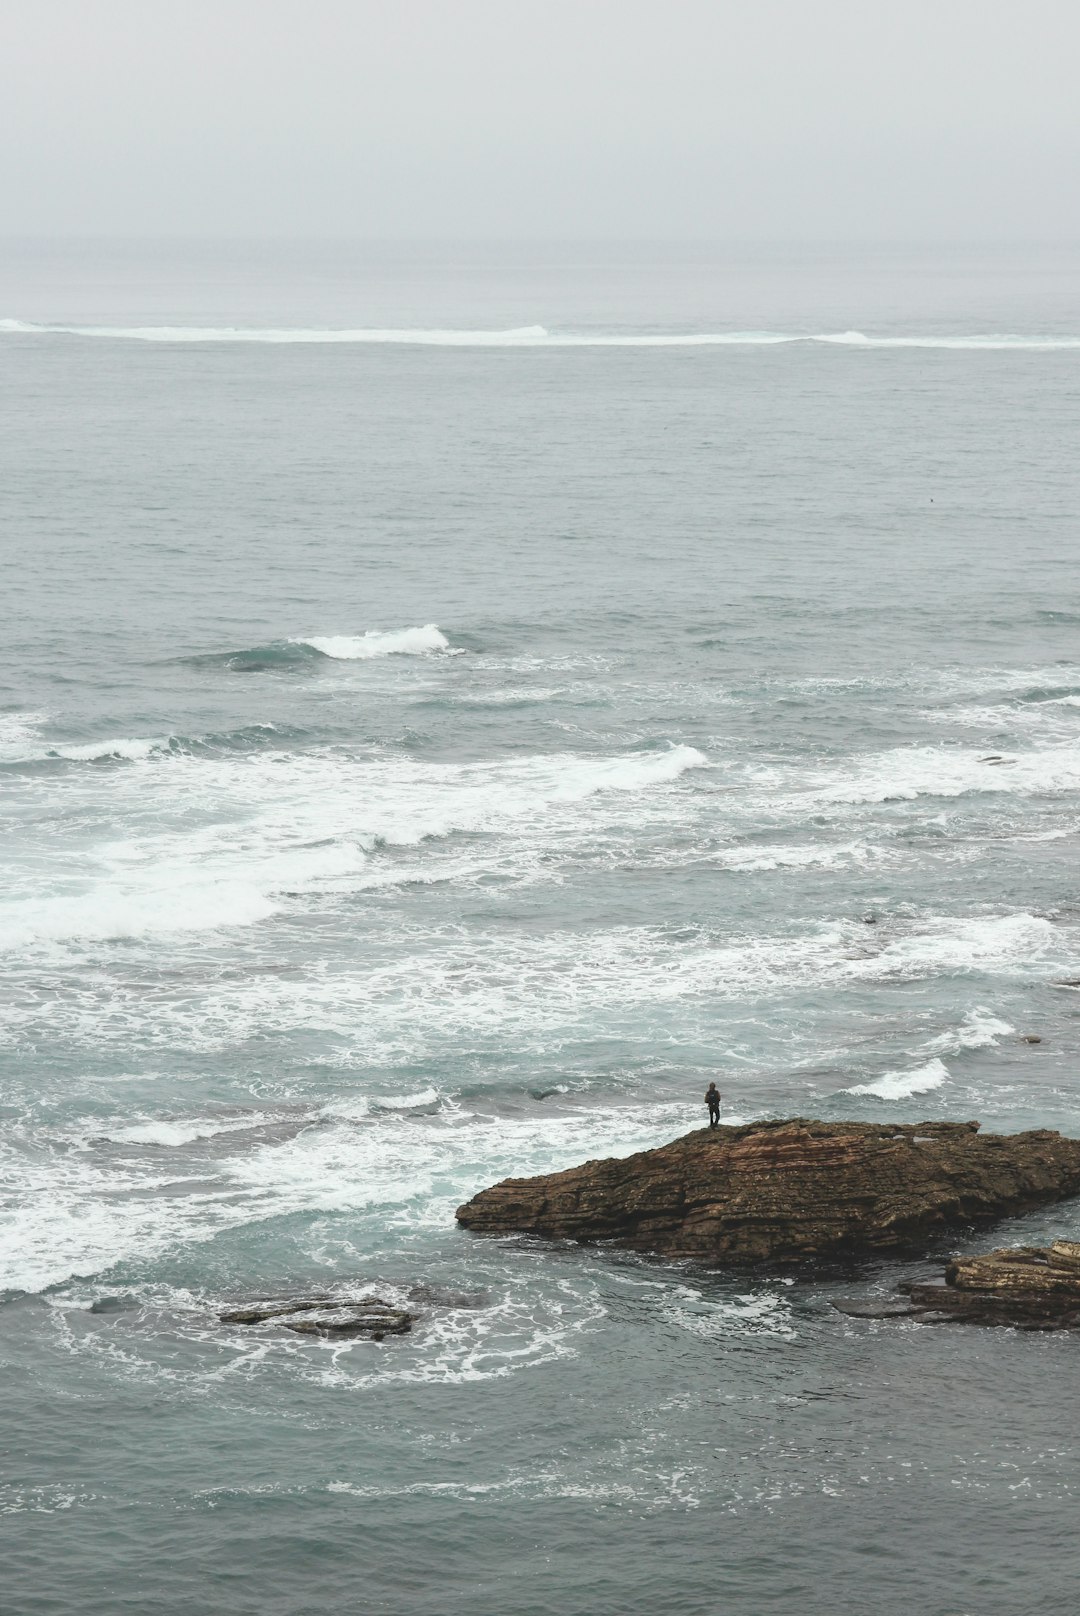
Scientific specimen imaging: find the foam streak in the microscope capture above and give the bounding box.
[4,318,1080,350]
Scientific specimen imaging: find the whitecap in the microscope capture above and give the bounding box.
[1,1097,688,1294]
[372,1087,440,1110]
[783,740,1080,809]
[0,879,278,950]
[871,913,1054,976]
[50,737,166,763]
[4,906,1063,1059]
[713,840,893,873]
[0,318,558,346]
[813,330,1080,351]
[0,742,707,951]
[0,711,49,762]
[6,317,1080,350]
[97,1116,269,1148]
[845,1057,950,1099]
[294,625,450,659]
[923,1006,1014,1055]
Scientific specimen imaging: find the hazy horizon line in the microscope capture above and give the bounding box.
[4,234,1080,250]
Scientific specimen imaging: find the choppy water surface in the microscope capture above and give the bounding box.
[2,243,1080,1615]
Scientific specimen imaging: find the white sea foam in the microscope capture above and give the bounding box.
[0,743,707,950]
[781,664,1080,705]
[458,685,567,706]
[11,907,1058,1064]
[97,1116,269,1147]
[713,840,894,873]
[921,701,1080,737]
[5,317,1080,349]
[325,1462,699,1505]
[870,912,1054,975]
[814,330,1080,350]
[786,741,1080,808]
[0,1095,695,1294]
[371,1087,440,1110]
[0,711,48,761]
[923,1006,1014,1055]
[50,736,167,763]
[845,1057,950,1099]
[295,625,450,659]
[0,879,278,949]
[663,1284,796,1341]
[319,1097,371,1122]
[0,318,561,345]
[1,725,294,769]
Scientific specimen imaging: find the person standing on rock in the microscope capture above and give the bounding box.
[705,1083,722,1128]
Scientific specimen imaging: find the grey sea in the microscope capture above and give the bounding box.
[2,240,1080,1616]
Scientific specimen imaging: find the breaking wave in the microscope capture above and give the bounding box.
[0,711,49,761]
[294,626,451,659]
[8,907,1058,1062]
[0,722,313,770]
[795,741,1080,807]
[0,742,708,949]
[186,624,453,672]
[923,1006,1014,1054]
[0,1094,692,1296]
[94,1115,270,1148]
[813,331,1080,351]
[371,1087,441,1112]
[845,1057,950,1100]
[4,318,1080,350]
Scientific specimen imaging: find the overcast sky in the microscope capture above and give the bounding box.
[3,0,1077,239]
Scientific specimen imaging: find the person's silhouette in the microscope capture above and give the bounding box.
[705,1082,721,1128]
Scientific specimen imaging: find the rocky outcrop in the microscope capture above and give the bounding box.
[835,1241,1080,1328]
[220,1295,414,1339]
[456,1119,1080,1265]
[906,1241,1080,1327]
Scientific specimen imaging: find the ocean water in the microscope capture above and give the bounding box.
[2,241,1080,1615]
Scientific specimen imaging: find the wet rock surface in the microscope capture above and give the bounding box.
[910,1241,1080,1328]
[456,1119,1080,1264]
[835,1241,1080,1329]
[219,1295,415,1339]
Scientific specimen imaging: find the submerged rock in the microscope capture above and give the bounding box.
[829,1297,922,1320]
[219,1294,414,1340]
[89,1294,138,1314]
[456,1119,1080,1265]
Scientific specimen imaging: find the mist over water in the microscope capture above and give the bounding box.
[3,242,1080,1615]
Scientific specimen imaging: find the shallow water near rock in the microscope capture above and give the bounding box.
[3,241,1080,1615]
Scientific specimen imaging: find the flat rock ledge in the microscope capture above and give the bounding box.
[836,1241,1080,1329]
[455,1119,1080,1265]
[219,1295,414,1340]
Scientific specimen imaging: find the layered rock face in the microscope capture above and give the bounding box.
[220,1295,414,1339]
[834,1242,1080,1328]
[905,1242,1080,1327]
[456,1119,1080,1264]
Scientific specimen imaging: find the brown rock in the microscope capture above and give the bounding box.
[897,1241,1080,1327]
[456,1119,1080,1265]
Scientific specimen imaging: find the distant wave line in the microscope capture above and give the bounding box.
[3,318,1080,350]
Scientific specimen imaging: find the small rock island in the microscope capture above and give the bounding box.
[835,1242,1080,1329]
[220,1295,414,1339]
[456,1119,1080,1264]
